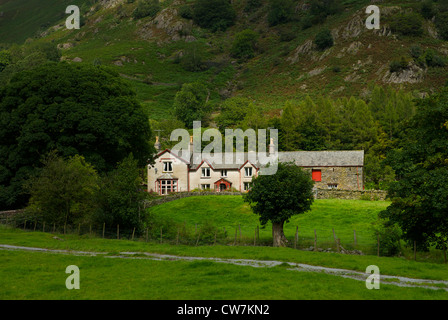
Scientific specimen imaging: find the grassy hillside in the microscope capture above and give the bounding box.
[148,196,388,250]
[6,0,446,121]
[0,0,95,43]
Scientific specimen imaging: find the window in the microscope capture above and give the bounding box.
[159,179,177,195]
[244,167,253,177]
[201,167,211,177]
[244,182,252,191]
[221,169,227,177]
[328,183,338,190]
[163,161,173,172]
[201,184,211,190]
[312,169,322,182]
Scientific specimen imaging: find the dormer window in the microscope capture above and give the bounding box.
[244,167,253,177]
[221,170,227,177]
[163,161,173,172]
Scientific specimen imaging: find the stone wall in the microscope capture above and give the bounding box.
[314,188,387,200]
[144,191,243,207]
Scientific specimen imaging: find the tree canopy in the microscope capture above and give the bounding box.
[380,88,448,250]
[243,162,315,247]
[0,62,153,209]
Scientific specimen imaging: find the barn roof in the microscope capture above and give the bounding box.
[186,150,364,169]
[278,150,364,167]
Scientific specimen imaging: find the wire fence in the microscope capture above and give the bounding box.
[0,212,377,255]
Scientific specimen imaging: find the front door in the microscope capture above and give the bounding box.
[220,183,226,192]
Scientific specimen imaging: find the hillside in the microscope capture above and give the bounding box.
[3,0,447,120]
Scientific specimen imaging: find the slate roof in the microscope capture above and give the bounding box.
[186,150,364,169]
[278,150,364,167]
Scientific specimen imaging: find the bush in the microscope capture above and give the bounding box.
[372,219,402,257]
[314,29,333,51]
[267,0,294,26]
[192,0,236,32]
[389,12,423,37]
[420,0,435,19]
[133,0,160,19]
[389,56,409,73]
[244,0,263,13]
[178,4,193,19]
[424,49,446,67]
[230,29,258,60]
[435,12,448,40]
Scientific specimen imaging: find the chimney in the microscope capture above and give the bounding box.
[154,136,161,153]
[269,138,275,155]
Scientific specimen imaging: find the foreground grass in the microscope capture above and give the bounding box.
[1,227,448,283]
[1,246,448,300]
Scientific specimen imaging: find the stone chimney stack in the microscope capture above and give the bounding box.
[154,136,161,153]
[269,138,275,155]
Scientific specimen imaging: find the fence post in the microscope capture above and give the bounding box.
[64,223,66,235]
[234,227,237,245]
[414,241,417,261]
[23,220,27,231]
[146,228,149,243]
[314,229,317,251]
[377,233,380,257]
[239,224,242,242]
[332,228,336,244]
[117,224,119,240]
[42,222,45,233]
[337,238,341,253]
[53,222,55,233]
[132,227,135,241]
[78,223,81,235]
[103,223,105,238]
[34,220,37,231]
[177,228,180,245]
[294,226,298,249]
[160,226,163,244]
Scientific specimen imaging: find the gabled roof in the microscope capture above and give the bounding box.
[154,150,364,169]
[278,151,364,167]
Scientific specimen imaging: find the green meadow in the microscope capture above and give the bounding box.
[1,197,448,299]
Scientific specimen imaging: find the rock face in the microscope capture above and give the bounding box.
[138,7,195,43]
[383,61,426,84]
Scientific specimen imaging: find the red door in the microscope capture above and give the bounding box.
[312,169,322,182]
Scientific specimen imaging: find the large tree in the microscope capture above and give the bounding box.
[380,88,448,250]
[0,62,153,209]
[243,162,315,247]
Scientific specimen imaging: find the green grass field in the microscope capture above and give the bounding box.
[1,197,448,299]
[148,196,388,252]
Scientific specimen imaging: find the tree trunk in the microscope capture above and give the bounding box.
[272,221,288,247]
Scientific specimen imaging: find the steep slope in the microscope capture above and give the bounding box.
[2,0,448,119]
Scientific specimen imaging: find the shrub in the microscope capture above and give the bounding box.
[389,12,423,37]
[420,0,435,19]
[192,0,236,32]
[314,29,333,51]
[133,0,161,19]
[424,49,446,67]
[372,219,402,257]
[230,29,258,60]
[435,12,448,40]
[244,0,263,13]
[267,0,294,26]
[389,56,409,73]
[178,4,193,19]
[409,45,422,59]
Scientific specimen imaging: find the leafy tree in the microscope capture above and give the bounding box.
[192,0,236,32]
[25,152,99,226]
[173,81,212,128]
[0,50,11,72]
[435,11,448,40]
[216,97,252,130]
[380,88,448,250]
[0,62,153,209]
[95,154,148,234]
[244,162,315,247]
[314,29,333,51]
[230,29,258,61]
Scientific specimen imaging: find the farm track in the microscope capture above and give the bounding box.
[1,244,448,292]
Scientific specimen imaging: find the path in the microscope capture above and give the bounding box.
[1,244,447,291]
